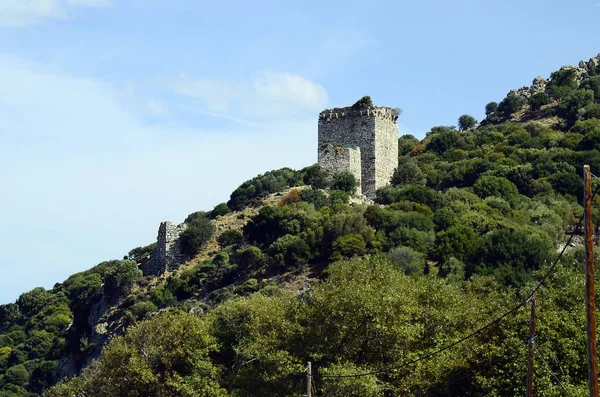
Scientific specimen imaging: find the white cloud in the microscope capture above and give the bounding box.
[172,71,328,119]
[0,54,317,304]
[0,0,111,27]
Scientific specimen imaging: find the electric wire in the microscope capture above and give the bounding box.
[534,343,574,397]
[314,181,600,380]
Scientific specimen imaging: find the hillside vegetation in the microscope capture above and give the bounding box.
[3,56,600,396]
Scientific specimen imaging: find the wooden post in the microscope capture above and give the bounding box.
[307,362,312,397]
[584,165,599,397]
[527,292,536,397]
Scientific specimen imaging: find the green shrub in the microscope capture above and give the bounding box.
[331,171,358,195]
[180,215,216,255]
[529,92,548,110]
[302,164,330,189]
[217,229,244,247]
[497,92,526,117]
[331,234,366,259]
[213,251,229,267]
[228,168,303,210]
[329,190,350,205]
[300,188,329,209]
[439,257,466,282]
[129,301,157,320]
[473,176,519,204]
[268,235,311,270]
[237,246,264,269]
[127,242,157,261]
[210,203,231,219]
[388,246,425,275]
[391,156,426,186]
[149,286,176,307]
[458,114,477,131]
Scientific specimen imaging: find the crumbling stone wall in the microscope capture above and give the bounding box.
[317,101,399,198]
[141,221,188,276]
[318,143,362,196]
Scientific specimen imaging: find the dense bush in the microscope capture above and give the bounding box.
[331,171,358,195]
[228,168,303,210]
[180,214,216,255]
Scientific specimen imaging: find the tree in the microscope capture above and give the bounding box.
[485,102,498,117]
[388,246,425,275]
[473,175,519,204]
[331,234,366,259]
[458,114,477,131]
[217,229,244,247]
[547,68,578,101]
[209,203,231,219]
[497,92,526,117]
[528,92,548,110]
[180,215,216,255]
[391,156,426,186]
[331,171,358,195]
[302,164,330,189]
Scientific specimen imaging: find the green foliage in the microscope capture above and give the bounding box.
[331,171,358,195]
[331,234,366,259]
[127,242,157,261]
[149,286,176,307]
[180,215,216,256]
[329,189,350,205]
[426,126,458,154]
[300,187,329,209]
[473,175,519,204]
[485,101,498,117]
[209,202,231,219]
[217,229,244,247]
[268,235,311,270]
[4,364,28,387]
[458,114,477,130]
[547,67,578,101]
[391,156,426,186]
[228,168,303,211]
[104,260,142,293]
[476,228,554,286]
[46,313,227,397]
[301,164,330,189]
[237,246,264,269]
[497,92,526,117]
[398,134,420,156]
[528,91,548,110]
[388,246,425,275]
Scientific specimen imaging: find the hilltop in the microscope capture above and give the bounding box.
[2,53,600,396]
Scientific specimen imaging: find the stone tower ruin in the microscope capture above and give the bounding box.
[317,97,400,198]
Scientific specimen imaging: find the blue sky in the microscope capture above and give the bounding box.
[1,0,599,304]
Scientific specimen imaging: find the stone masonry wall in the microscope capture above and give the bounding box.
[141,221,188,276]
[317,143,362,196]
[318,104,399,198]
[374,114,399,196]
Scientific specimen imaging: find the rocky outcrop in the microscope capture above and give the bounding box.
[509,54,600,100]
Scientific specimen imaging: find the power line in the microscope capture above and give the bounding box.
[316,183,600,380]
[534,343,574,397]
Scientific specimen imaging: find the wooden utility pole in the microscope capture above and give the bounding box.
[526,292,536,397]
[307,362,312,397]
[584,164,599,397]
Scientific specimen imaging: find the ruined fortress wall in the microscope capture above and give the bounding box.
[318,106,399,198]
[374,112,399,196]
[141,221,188,276]
[317,144,362,196]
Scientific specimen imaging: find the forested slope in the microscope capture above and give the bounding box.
[3,55,600,396]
